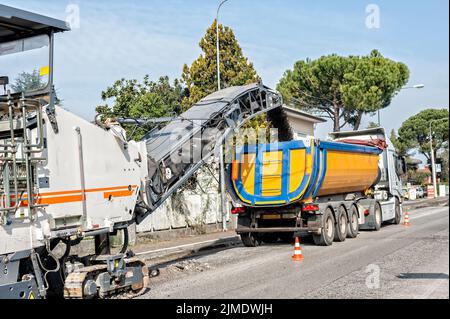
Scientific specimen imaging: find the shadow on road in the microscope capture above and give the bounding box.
[397,273,449,280]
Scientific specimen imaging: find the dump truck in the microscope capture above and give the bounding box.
[227,128,407,246]
[0,5,285,299]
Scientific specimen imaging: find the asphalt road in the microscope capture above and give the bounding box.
[141,204,449,299]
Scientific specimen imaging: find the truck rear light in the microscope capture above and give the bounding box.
[231,207,245,215]
[364,209,370,216]
[231,160,239,181]
[302,203,319,212]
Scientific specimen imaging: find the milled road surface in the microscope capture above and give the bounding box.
[141,204,449,299]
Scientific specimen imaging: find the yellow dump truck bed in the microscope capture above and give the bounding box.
[227,139,382,207]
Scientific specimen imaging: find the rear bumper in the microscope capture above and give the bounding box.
[236,221,321,234]
[236,227,305,233]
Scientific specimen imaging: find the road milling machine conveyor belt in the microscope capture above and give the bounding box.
[128,83,284,223]
[0,4,284,299]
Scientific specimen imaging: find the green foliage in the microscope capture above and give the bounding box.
[277,50,409,131]
[397,108,449,160]
[11,70,46,93]
[439,148,449,182]
[96,75,185,140]
[181,20,258,109]
[407,169,430,186]
[390,129,409,156]
[233,114,271,147]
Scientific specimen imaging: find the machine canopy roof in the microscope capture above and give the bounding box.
[0,4,69,42]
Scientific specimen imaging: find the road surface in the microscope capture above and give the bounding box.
[141,204,449,299]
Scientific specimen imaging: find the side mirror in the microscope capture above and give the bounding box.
[402,157,408,175]
[398,156,407,175]
[0,76,8,94]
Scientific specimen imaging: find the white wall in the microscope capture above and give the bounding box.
[286,116,315,138]
[136,162,228,233]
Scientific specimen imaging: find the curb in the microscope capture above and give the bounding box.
[403,197,449,211]
[134,235,241,262]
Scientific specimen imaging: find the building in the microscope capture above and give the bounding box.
[282,105,326,138]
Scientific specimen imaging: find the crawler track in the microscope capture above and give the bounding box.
[64,257,149,299]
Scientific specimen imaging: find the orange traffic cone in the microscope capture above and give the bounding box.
[292,237,304,261]
[403,212,411,226]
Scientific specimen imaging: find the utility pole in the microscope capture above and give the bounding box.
[219,146,227,231]
[216,0,229,91]
[428,118,447,198]
[216,0,229,231]
[429,122,437,198]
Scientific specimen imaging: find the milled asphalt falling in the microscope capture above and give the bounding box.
[140,205,449,299]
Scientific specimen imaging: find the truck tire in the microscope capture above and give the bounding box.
[334,206,348,242]
[313,208,335,246]
[374,202,382,231]
[347,205,359,238]
[390,197,401,225]
[241,233,262,247]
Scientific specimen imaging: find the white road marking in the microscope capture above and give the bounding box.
[135,235,239,256]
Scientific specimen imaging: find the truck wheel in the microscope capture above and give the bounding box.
[262,233,279,243]
[313,208,335,246]
[347,205,359,238]
[374,202,382,231]
[334,206,348,242]
[241,233,262,247]
[391,197,401,225]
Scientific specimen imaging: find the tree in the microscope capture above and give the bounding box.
[407,169,430,186]
[390,129,409,156]
[439,148,449,182]
[277,50,409,131]
[11,70,46,93]
[96,75,185,140]
[397,108,449,162]
[181,20,258,108]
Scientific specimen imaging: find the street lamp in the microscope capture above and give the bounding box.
[402,84,425,89]
[216,0,230,231]
[377,84,425,126]
[429,118,448,198]
[216,0,229,91]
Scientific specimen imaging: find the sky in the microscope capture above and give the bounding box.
[2,0,449,145]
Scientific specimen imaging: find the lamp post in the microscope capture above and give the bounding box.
[429,118,447,198]
[216,0,229,231]
[216,0,229,91]
[377,84,425,126]
[402,84,425,89]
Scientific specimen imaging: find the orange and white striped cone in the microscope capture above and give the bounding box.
[403,212,411,226]
[292,237,304,261]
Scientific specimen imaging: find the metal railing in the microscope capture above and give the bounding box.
[0,92,46,221]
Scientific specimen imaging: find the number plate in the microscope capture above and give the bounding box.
[261,214,281,220]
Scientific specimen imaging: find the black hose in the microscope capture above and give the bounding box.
[120,228,129,254]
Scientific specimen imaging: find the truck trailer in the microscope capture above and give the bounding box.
[227,128,407,246]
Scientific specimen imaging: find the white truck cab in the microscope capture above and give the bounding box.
[329,127,406,225]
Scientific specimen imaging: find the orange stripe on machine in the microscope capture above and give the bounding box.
[10,185,138,207]
[103,189,135,199]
